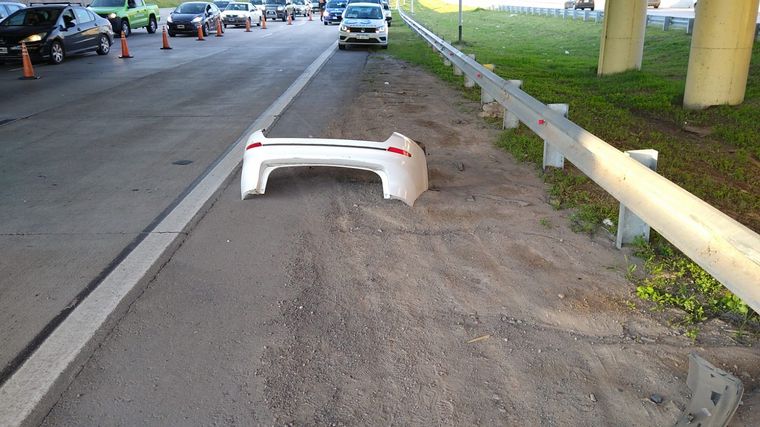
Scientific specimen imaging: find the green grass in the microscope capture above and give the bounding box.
[388,1,759,336]
[154,0,184,8]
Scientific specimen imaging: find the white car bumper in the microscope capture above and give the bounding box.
[339,28,388,46]
[241,130,428,206]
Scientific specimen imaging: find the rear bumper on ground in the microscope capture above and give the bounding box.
[241,130,428,206]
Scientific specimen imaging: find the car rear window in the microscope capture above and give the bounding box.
[226,3,248,10]
[326,1,346,8]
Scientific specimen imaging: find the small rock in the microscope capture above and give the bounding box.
[455,161,465,171]
[558,294,565,299]
[589,393,597,402]
[384,81,390,85]
[649,394,664,405]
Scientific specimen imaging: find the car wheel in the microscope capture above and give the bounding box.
[323,20,328,25]
[120,19,131,37]
[338,44,346,50]
[168,30,176,37]
[223,23,227,28]
[48,40,64,64]
[257,18,261,26]
[147,15,157,33]
[96,34,111,55]
[203,22,209,36]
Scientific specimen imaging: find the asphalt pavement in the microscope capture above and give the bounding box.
[39,44,371,425]
[0,15,339,390]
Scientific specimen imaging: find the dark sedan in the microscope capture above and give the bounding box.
[322,0,346,25]
[0,4,113,64]
[167,2,222,37]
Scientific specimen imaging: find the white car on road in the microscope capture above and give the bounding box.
[338,2,387,50]
[222,1,262,27]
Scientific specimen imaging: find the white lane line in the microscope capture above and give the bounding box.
[0,41,337,427]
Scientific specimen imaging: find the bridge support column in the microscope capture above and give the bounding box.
[683,0,760,109]
[597,0,647,76]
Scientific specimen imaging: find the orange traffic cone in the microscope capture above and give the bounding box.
[261,14,267,29]
[118,31,133,58]
[19,42,38,80]
[245,16,252,32]
[216,19,224,37]
[287,13,292,25]
[197,23,205,41]
[160,25,172,50]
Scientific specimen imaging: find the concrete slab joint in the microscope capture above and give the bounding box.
[616,149,658,249]
[541,103,568,171]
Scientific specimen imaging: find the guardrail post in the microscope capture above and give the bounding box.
[502,80,524,129]
[616,149,659,249]
[481,64,496,104]
[687,18,695,34]
[463,54,476,88]
[542,104,568,170]
[663,16,672,31]
[562,9,567,19]
[583,10,589,21]
[594,11,601,23]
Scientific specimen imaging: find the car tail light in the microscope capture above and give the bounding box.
[387,147,412,157]
[245,142,263,150]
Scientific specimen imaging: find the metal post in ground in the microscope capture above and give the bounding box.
[542,104,569,171]
[458,0,462,43]
[502,80,523,129]
[616,149,658,248]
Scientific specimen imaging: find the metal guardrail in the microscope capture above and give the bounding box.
[399,9,760,314]
[493,5,701,34]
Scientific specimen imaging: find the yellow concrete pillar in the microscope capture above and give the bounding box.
[683,0,760,109]
[598,0,648,76]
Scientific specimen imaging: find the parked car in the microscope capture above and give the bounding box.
[166,2,222,37]
[322,0,345,24]
[338,2,386,50]
[264,0,294,21]
[563,0,574,9]
[249,0,265,12]
[573,0,594,11]
[292,0,310,16]
[0,4,113,64]
[310,0,320,12]
[381,0,391,25]
[213,0,231,11]
[0,1,24,23]
[88,0,160,37]
[222,1,261,27]
[647,0,661,8]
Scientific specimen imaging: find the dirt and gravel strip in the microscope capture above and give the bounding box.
[46,53,759,425]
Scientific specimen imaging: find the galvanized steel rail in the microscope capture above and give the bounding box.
[399,9,760,313]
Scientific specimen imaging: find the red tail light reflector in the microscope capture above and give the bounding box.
[246,142,263,150]
[387,147,412,157]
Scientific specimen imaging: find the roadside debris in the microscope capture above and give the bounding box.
[467,335,491,344]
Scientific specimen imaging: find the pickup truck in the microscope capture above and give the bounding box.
[88,0,160,37]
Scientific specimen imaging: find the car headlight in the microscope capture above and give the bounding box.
[277,6,283,10]
[21,33,46,43]
[192,16,202,23]
[167,15,173,23]
[108,12,117,19]
[377,25,386,32]
[339,24,347,31]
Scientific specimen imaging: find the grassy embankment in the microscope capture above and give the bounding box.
[385,0,760,339]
